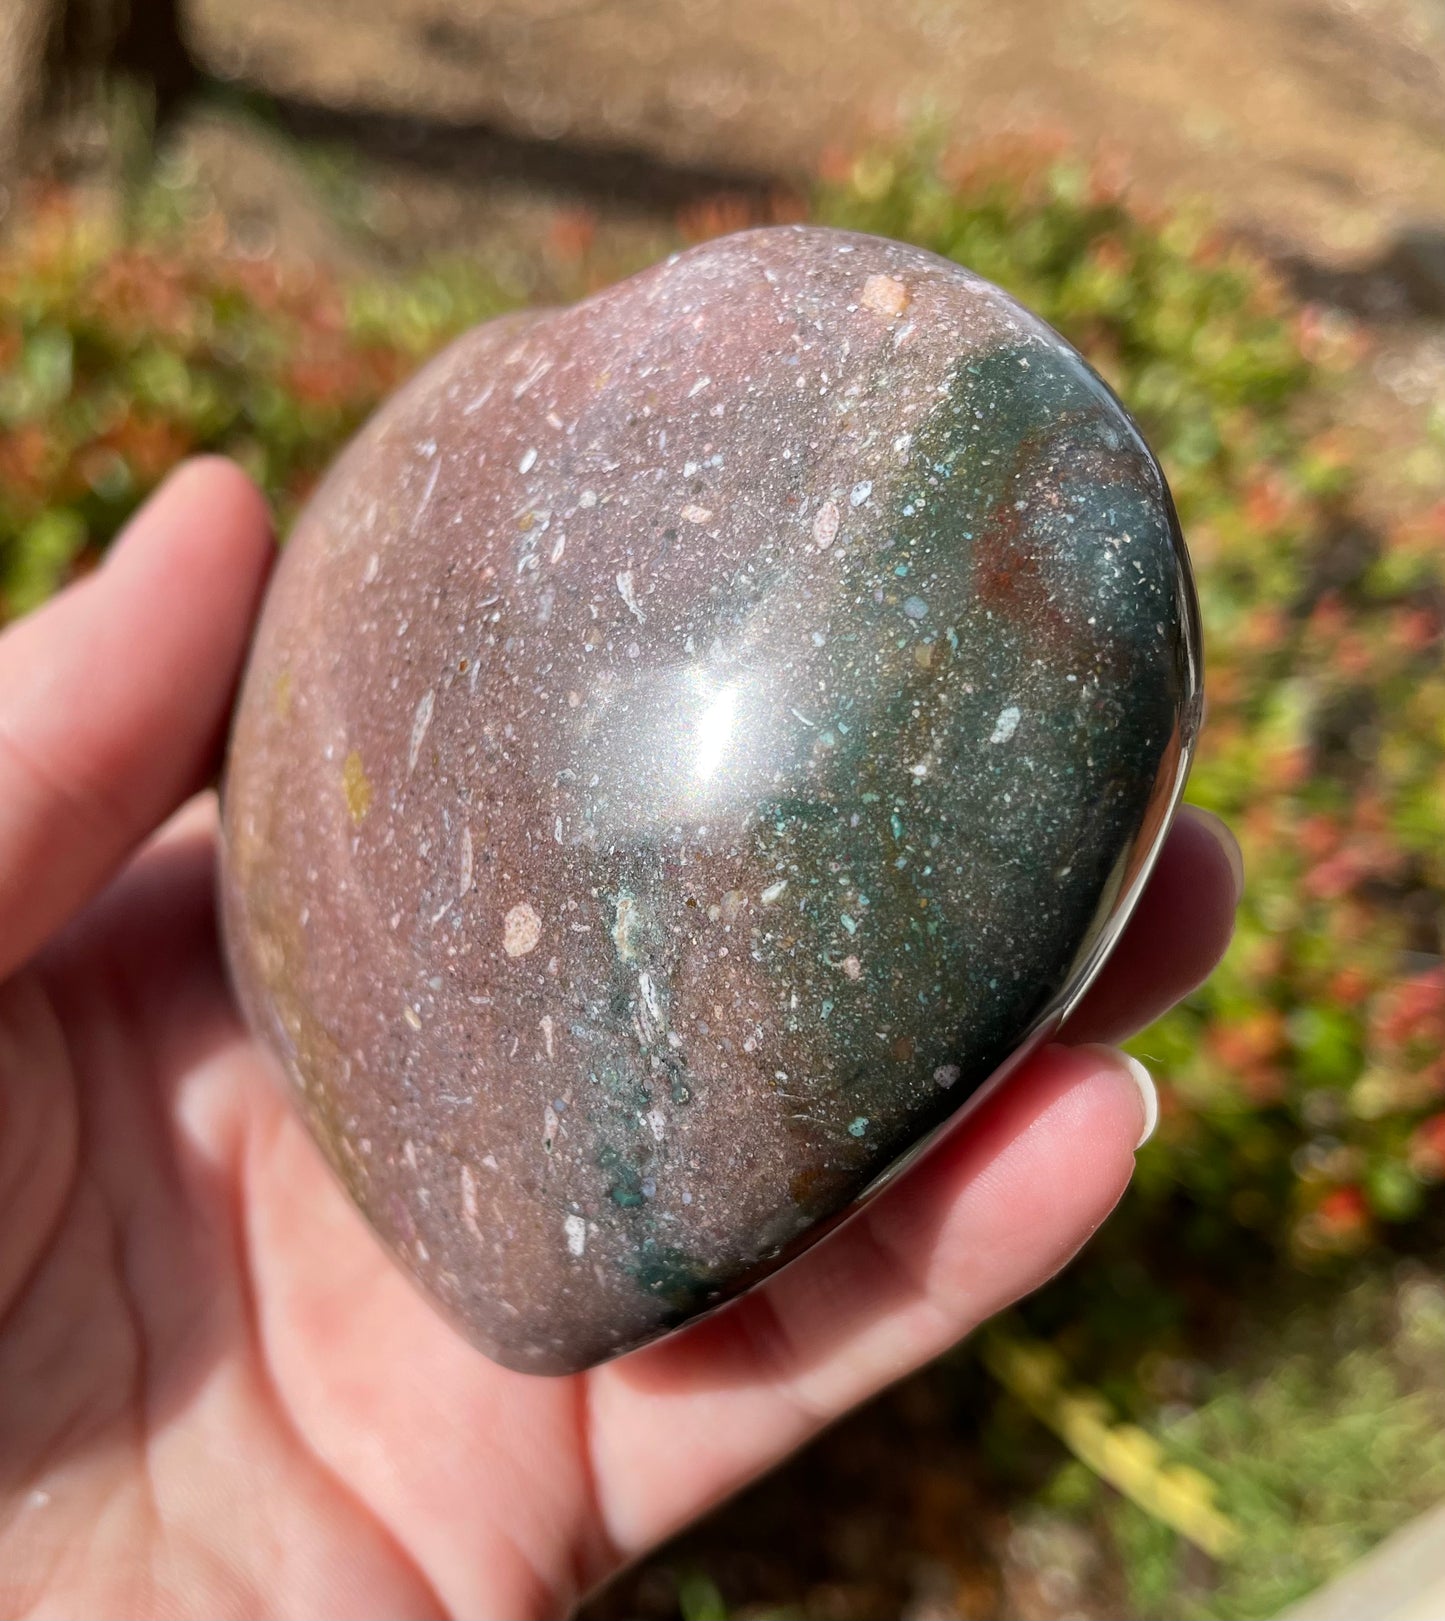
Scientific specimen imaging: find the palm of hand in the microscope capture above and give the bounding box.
[0,463,1236,1619]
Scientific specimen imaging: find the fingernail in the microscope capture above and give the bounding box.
[1183,805,1244,903]
[1080,1044,1159,1148]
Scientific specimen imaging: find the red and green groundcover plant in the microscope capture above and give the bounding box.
[3,143,1445,1383]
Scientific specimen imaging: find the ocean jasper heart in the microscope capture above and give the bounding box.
[220,225,1201,1374]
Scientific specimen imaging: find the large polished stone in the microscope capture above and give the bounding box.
[220,226,1201,1373]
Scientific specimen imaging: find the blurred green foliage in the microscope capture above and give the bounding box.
[0,194,514,613]
[4,138,1445,1615]
[1085,1271,1445,1617]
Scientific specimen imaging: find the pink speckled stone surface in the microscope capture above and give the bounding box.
[220,226,1199,1373]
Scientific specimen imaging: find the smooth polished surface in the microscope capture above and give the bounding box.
[221,226,1201,1373]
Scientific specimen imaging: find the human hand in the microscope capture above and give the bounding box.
[0,460,1239,1619]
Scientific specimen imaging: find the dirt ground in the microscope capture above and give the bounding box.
[152,0,1445,515]
[181,0,1445,267]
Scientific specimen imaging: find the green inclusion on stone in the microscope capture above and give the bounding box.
[739,340,1185,1181]
[629,1240,723,1321]
[568,340,1186,1313]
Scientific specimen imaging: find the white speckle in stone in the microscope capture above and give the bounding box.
[402,1006,423,1030]
[460,1163,483,1238]
[543,1105,560,1152]
[719,889,747,924]
[989,705,1022,745]
[459,825,473,897]
[813,499,840,549]
[513,357,553,398]
[760,879,788,905]
[363,552,380,583]
[934,1064,962,1088]
[850,480,872,507]
[503,901,543,957]
[519,446,538,474]
[646,1108,667,1141]
[616,569,646,621]
[482,1153,499,1170]
[579,489,598,508]
[564,1213,587,1256]
[408,689,435,774]
[541,1014,555,1059]
[680,504,713,525]
[403,1138,419,1169]
[687,375,712,398]
[412,458,441,530]
[639,970,666,1030]
[902,595,928,621]
[842,955,863,980]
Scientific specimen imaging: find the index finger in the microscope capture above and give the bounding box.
[0,459,273,981]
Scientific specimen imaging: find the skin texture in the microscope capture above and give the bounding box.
[0,461,1237,1618]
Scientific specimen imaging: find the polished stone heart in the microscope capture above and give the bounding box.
[220,226,1201,1373]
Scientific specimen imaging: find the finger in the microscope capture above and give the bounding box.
[38,792,245,1094]
[0,970,80,1320]
[584,1041,1150,1558]
[1060,805,1242,1046]
[0,459,273,981]
[48,793,229,1003]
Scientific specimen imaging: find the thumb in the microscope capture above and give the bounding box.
[0,460,273,982]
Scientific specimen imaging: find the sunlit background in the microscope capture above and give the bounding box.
[3,1,1445,1616]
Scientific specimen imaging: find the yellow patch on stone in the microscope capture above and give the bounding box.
[503,901,543,957]
[861,274,910,318]
[273,668,293,720]
[342,749,373,824]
